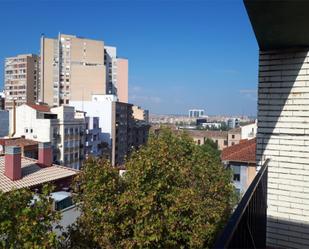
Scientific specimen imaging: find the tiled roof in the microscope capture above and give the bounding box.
[228,127,241,133]
[0,156,78,192]
[185,130,228,139]
[27,104,51,113]
[221,138,256,163]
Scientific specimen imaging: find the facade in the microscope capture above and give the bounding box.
[188,109,205,118]
[71,95,149,166]
[221,138,256,196]
[10,104,85,169]
[228,127,241,146]
[104,46,118,95]
[84,116,102,158]
[111,101,134,166]
[104,46,129,103]
[116,58,129,103]
[227,118,240,129]
[0,91,4,110]
[132,105,149,122]
[185,130,228,150]
[40,34,106,106]
[0,111,9,137]
[71,94,118,146]
[4,54,39,110]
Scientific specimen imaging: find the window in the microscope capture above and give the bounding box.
[224,140,228,146]
[232,134,235,139]
[197,139,201,145]
[231,166,240,182]
[25,128,28,133]
[232,142,235,145]
[30,129,33,133]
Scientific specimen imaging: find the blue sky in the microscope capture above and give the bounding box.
[0,0,259,115]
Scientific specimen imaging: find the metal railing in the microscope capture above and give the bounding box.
[213,159,269,249]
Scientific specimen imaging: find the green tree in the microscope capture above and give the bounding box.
[0,185,61,249]
[200,138,221,161]
[70,129,235,248]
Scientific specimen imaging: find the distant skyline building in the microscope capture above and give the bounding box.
[40,33,106,107]
[188,109,205,118]
[4,54,39,110]
[227,118,239,129]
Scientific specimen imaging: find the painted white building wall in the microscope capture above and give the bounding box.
[11,105,53,142]
[241,121,257,139]
[71,94,118,145]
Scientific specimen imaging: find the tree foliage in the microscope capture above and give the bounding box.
[0,185,61,249]
[70,129,235,248]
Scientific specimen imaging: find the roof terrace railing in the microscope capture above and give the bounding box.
[213,159,269,249]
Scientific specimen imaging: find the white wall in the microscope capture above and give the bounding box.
[241,121,257,139]
[12,105,52,142]
[71,95,117,145]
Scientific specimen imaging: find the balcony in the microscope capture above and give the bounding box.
[213,159,269,249]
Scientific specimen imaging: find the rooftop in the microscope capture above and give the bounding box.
[0,156,78,193]
[0,137,38,147]
[27,104,51,113]
[185,130,228,139]
[221,138,256,163]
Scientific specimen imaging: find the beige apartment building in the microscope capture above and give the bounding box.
[4,54,39,110]
[132,105,149,122]
[40,34,106,107]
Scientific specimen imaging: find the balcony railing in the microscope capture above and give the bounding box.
[213,159,269,249]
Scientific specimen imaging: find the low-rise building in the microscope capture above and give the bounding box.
[10,104,85,169]
[185,130,228,150]
[221,138,256,196]
[0,142,77,193]
[0,142,79,232]
[227,121,257,146]
[227,127,241,146]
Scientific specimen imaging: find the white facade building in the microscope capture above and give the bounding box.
[241,120,257,139]
[71,94,118,146]
[10,104,85,169]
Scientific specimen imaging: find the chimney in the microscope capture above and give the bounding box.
[38,142,52,167]
[5,146,22,181]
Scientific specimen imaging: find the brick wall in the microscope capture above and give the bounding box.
[257,49,309,248]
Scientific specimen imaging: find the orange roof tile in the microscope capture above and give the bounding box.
[221,138,256,163]
[27,104,51,113]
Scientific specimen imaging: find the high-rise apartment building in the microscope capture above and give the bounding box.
[4,54,39,110]
[104,46,128,103]
[40,34,106,107]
